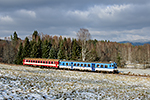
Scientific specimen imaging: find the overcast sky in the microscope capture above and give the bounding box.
[0,0,150,42]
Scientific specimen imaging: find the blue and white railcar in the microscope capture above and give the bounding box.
[59,60,93,71]
[72,61,93,71]
[59,60,117,72]
[95,62,117,72]
[59,61,72,69]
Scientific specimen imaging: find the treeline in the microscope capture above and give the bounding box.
[0,29,150,67]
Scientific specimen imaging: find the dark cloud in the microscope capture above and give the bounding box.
[0,0,150,41]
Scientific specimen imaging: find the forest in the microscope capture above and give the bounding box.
[0,28,150,67]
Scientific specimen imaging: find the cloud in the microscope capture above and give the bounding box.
[0,15,13,23]
[0,0,150,42]
[16,9,36,18]
[90,27,150,41]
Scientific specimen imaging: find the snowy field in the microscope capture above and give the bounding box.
[118,68,150,76]
[0,64,150,99]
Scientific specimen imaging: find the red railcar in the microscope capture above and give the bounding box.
[23,58,59,68]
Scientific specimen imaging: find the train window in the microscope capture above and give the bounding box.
[81,64,83,66]
[26,60,28,62]
[101,65,104,68]
[51,62,53,64]
[66,63,68,66]
[74,63,76,66]
[88,64,90,67]
[84,64,87,67]
[77,63,80,66]
[109,65,111,67]
[62,63,64,65]
[105,65,108,68]
[97,64,99,67]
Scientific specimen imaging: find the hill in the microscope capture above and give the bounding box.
[119,39,150,46]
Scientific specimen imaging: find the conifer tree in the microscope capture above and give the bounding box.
[63,37,69,60]
[13,31,19,41]
[117,52,121,67]
[57,40,65,59]
[30,41,38,58]
[71,39,81,60]
[23,37,30,58]
[37,37,42,58]
[42,40,51,58]
[11,31,19,47]
[49,47,56,59]
[32,30,39,40]
[15,42,23,64]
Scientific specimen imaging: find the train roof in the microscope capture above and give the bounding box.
[60,60,114,64]
[24,58,59,61]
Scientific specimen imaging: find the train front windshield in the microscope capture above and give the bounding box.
[114,63,117,68]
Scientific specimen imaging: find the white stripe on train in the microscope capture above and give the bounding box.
[59,65,116,72]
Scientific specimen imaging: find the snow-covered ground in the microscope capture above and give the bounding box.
[0,64,150,99]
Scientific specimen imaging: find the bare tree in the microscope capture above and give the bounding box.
[77,28,91,61]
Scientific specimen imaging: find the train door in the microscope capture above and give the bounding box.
[71,62,73,69]
[92,63,95,71]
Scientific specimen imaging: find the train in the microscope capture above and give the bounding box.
[23,58,118,73]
